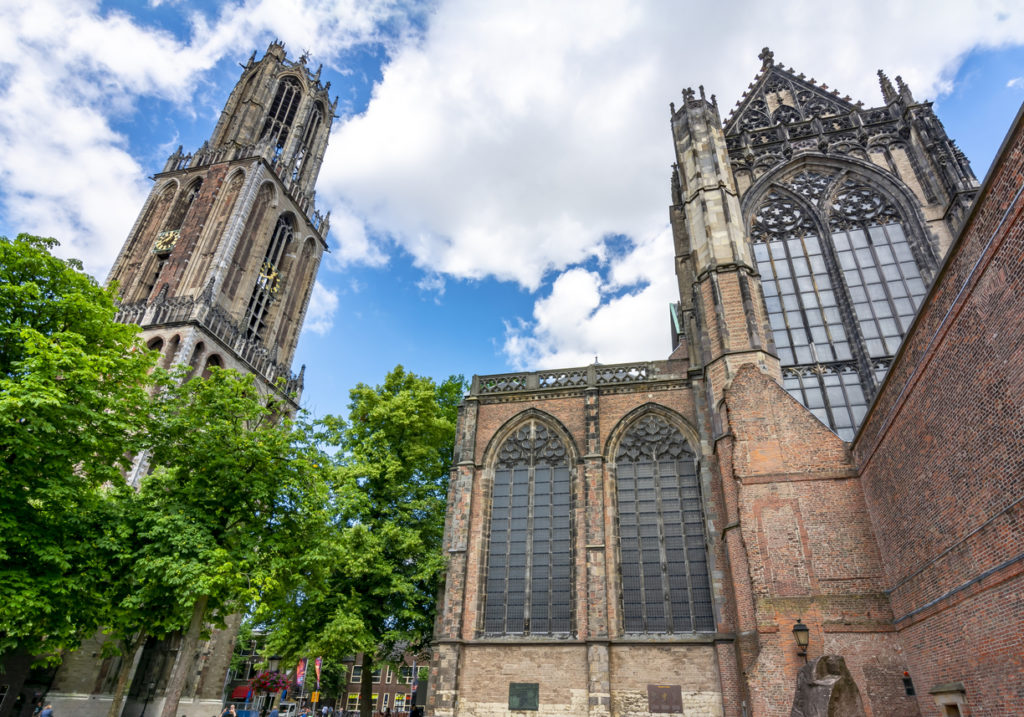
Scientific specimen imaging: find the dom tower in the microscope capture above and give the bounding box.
[109,40,333,425]
[44,43,334,717]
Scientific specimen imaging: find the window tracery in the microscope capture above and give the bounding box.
[483,420,572,636]
[616,415,713,634]
[244,214,293,342]
[260,76,302,150]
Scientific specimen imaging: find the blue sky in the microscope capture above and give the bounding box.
[1,0,1023,420]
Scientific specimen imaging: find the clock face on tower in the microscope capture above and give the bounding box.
[257,261,281,294]
[153,229,180,254]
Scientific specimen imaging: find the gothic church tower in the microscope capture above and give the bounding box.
[108,41,334,410]
[44,44,335,717]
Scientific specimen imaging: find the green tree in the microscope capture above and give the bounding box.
[0,234,155,659]
[260,366,463,717]
[135,368,338,717]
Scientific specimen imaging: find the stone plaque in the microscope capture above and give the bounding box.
[508,682,539,711]
[647,684,683,713]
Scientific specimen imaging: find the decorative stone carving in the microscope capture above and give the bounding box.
[750,191,817,242]
[498,423,567,467]
[616,414,692,462]
[829,180,900,230]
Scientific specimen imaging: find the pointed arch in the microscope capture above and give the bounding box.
[479,410,578,636]
[260,75,303,151]
[604,403,700,465]
[605,406,713,634]
[226,181,277,302]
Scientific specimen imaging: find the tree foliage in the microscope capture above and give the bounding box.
[0,234,154,658]
[259,366,463,702]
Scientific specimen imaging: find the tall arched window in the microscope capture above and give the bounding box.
[616,414,713,633]
[750,169,934,439]
[483,420,572,635]
[163,179,202,232]
[244,214,293,342]
[260,76,302,151]
[293,101,324,181]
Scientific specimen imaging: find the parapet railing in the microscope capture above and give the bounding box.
[115,295,303,396]
[471,361,659,396]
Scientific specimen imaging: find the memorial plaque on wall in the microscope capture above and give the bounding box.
[647,684,683,713]
[508,682,540,711]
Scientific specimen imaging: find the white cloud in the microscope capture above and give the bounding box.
[416,272,446,302]
[6,0,1024,371]
[303,280,340,335]
[318,0,1024,368]
[1008,76,1024,88]
[503,228,676,368]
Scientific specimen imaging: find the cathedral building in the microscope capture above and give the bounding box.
[427,50,1023,716]
[38,43,334,717]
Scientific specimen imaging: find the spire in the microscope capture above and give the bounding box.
[895,75,916,104]
[759,46,775,70]
[877,70,898,104]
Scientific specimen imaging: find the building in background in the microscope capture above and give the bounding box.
[37,43,335,717]
[429,49,1023,716]
[339,654,425,716]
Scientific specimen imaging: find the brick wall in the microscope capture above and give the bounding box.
[718,365,913,716]
[855,107,1024,716]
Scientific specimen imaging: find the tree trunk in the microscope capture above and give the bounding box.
[159,594,209,717]
[106,633,147,717]
[359,654,374,717]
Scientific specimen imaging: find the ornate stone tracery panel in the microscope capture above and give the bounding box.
[828,180,901,231]
[750,191,818,242]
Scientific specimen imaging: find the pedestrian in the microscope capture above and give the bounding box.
[39,705,54,717]
[220,705,237,717]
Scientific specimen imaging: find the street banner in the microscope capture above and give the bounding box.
[315,656,323,687]
[296,657,307,687]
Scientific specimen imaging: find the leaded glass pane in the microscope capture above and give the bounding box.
[616,416,713,634]
[751,172,933,440]
[483,422,572,635]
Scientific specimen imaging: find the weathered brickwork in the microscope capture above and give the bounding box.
[855,107,1024,716]
[714,366,910,717]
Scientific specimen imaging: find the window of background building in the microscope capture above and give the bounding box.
[394,694,407,712]
[385,667,392,683]
[400,666,413,684]
[483,420,572,635]
[347,695,360,711]
[372,669,382,684]
[351,665,362,683]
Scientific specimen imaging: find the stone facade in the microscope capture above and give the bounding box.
[42,43,334,717]
[429,50,1021,717]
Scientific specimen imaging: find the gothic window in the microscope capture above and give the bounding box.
[260,76,302,151]
[750,170,932,439]
[243,214,293,342]
[293,101,324,181]
[616,415,713,634]
[164,179,202,232]
[483,420,572,635]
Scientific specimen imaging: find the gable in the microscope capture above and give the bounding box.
[724,49,860,136]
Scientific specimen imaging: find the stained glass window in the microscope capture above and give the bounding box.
[483,421,572,635]
[617,415,713,633]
